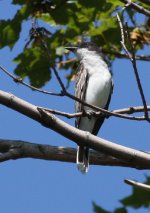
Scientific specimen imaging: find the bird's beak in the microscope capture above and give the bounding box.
[65,46,78,52]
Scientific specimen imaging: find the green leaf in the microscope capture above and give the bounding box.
[14,47,51,87]
[12,0,25,5]
[50,5,69,24]
[78,0,105,8]
[39,13,56,24]
[93,202,110,213]
[121,176,150,208]
[0,5,29,49]
[113,207,127,213]
[0,20,20,49]
[107,0,123,7]
[93,202,127,213]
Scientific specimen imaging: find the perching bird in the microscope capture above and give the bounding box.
[66,42,113,173]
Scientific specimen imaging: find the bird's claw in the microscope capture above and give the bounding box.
[85,110,95,119]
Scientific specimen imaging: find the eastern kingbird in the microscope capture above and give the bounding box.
[66,42,113,173]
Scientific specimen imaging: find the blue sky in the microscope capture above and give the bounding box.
[0,1,150,213]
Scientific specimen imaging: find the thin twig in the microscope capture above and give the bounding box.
[125,179,150,191]
[66,91,146,120]
[60,52,150,62]
[114,106,150,115]
[117,14,149,121]
[0,65,63,96]
[0,63,145,121]
[47,67,142,120]
[117,13,125,44]
[120,0,150,17]
[125,22,149,120]
[102,50,150,61]
[51,59,146,121]
[140,0,150,5]
[41,106,146,121]
[52,67,66,93]
[61,52,150,62]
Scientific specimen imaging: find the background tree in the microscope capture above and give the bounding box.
[0,0,150,212]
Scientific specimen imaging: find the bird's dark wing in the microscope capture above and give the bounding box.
[92,79,114,135]
[75,62,89,128]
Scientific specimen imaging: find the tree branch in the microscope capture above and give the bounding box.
[0,90,150,169]
[125,179,150,191]
[41,106,146,120]
[139,0,150,5]
[0,65,63,97]
[1,64,145,121]
[102,50,150,61]
[60,52,150,62]
[117,14,149,120]
[0,139,149,169]
[120,0,150,17]
[126,23,149,120]
[52,67,146,120]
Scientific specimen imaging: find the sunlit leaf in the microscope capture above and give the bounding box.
[56,46,66,55]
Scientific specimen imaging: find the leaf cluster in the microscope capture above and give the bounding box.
[93,176,150,213]
[0,0,149,87]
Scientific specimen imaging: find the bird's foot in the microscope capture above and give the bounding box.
[84,110,95,119]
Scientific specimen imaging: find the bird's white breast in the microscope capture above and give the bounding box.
[83,55,112,109]
[78,54,112,132]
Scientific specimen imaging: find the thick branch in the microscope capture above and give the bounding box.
[0,90,150,169]
[0,139,146,168]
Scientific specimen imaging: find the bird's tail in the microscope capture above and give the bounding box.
[76,146,89,174]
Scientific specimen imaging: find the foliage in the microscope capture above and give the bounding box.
[14,47,51,87]
[121,176,150,208]
[93,176,150,212]
[93,202,110,213]
[0,0,150,87]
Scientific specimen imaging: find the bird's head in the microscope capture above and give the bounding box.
[65,42,101,60]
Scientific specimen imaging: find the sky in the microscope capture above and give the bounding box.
[0,1,150,213]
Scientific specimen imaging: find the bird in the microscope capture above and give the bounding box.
[65,42,113,173]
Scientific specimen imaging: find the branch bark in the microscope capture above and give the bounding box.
[0,90,150,169]
[0,139,145,168]
[43,105,149,119]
